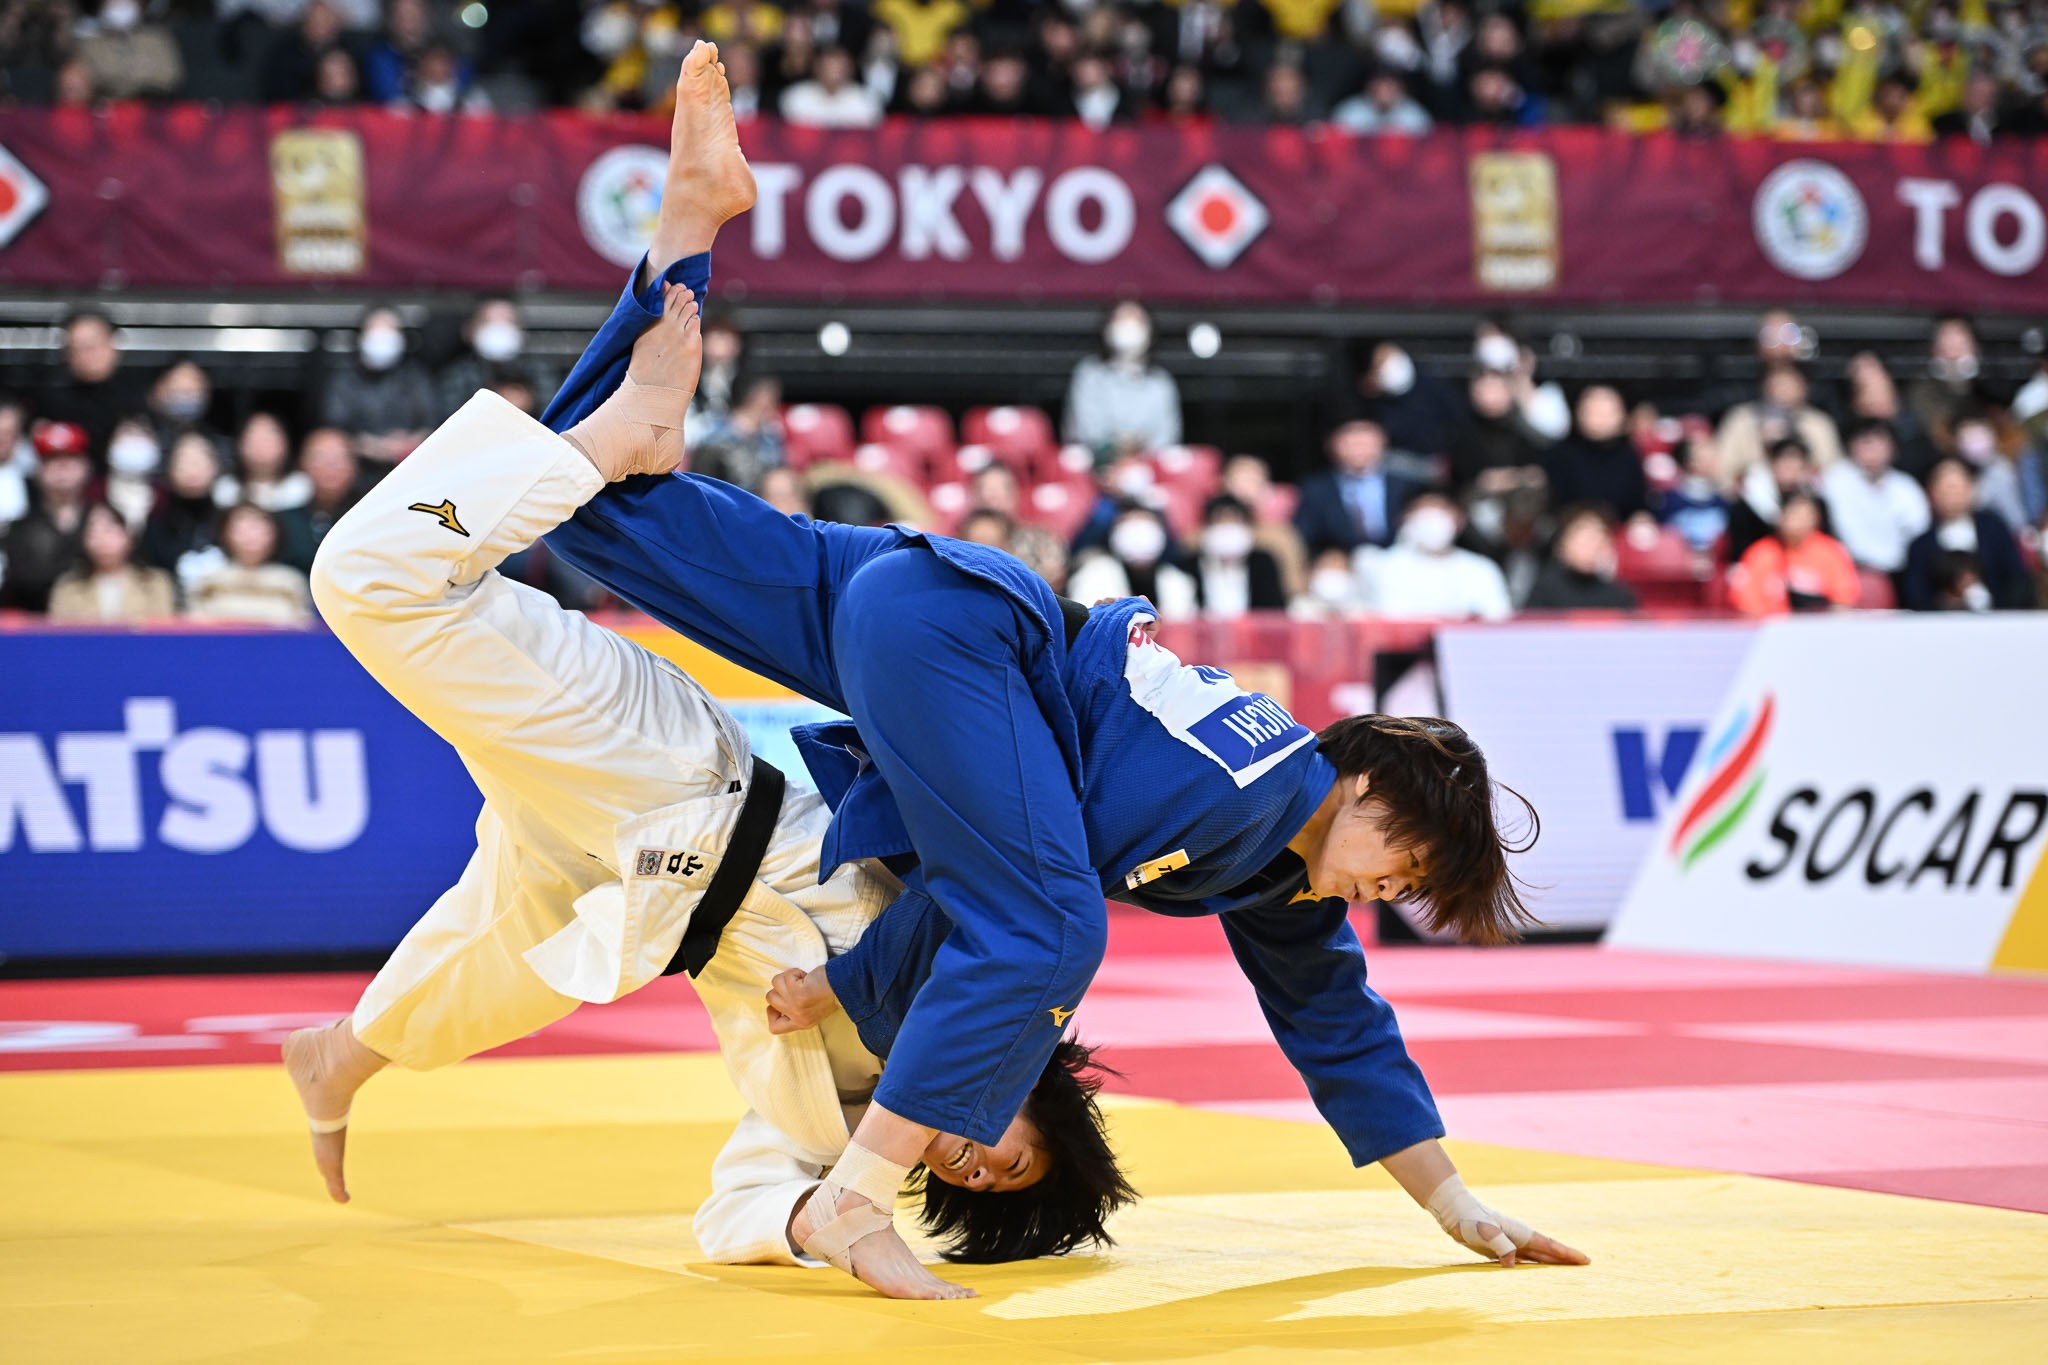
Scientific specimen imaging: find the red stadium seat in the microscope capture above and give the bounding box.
[936,442,1004,485]
[1027,480,1095,543]
[926,480,973,535]
[1855,569,1897,610]
[1615,525,1711,609]
[962,405,1057,473]
[1152,444,1223,496]
[1260,482,1300,525]
[851,441,927,486]
[861,404,955,483]
[782,403,855,469]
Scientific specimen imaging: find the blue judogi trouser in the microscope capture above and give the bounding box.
[540,255,1103,1144]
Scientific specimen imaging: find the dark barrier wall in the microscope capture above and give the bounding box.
[3,110,2045,309]
[0,629,480,962]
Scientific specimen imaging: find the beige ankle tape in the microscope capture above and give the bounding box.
[824,1142,911,1211]
[566,377,693,479]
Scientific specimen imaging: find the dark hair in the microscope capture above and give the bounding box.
[1777,487,1824,528]
[911,1039,1137,1263]
[958,507,1014,543]
[1765,434,1812,464]
[1844,416,1896,447]
[61,305,114,334]
[1927,454,1976,486]
[1314,714,1540,945]
[1203,492,1252,523]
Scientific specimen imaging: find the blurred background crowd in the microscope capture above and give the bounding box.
[6,0,2048,139]
[3,295,2042,624]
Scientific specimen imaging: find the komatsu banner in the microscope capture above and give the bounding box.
[1609,615,2048,974]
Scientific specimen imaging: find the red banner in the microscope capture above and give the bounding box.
[2,106,2046,309]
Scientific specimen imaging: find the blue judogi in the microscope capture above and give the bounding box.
[542,256,1442,1167]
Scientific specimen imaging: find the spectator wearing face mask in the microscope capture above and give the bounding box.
[1191,494,1286,619]
[217,412,313,514]
[1819,418,1930,576]
[185,503,314,625]
[1715,362,1843,492]
[1727,435,1833,563]
[1295,419,1426,558]
[1071,447,1165,554]
[1353,341,1462,458]
[1544,385,1648,522]
[75,0,184,100]
[438,299,558,420]
[143,431,228,584]
[47,502,176,623]
[0,422,96,613]
[1523,506,1639,612]
[1657,431,1732,553]
[102,416,163,530]
[1473,322,1570,443]
[1728,488,1860,617]
[1064,302,1182,454]
[1352,494,1513,621]
[1447,370,1547,548]
[1948,413,2029,538]
[145,358,219,449]
[1067,503,1199,620]
[322,305,438,467]
[276,428,371,571]
[1903,458,2034,612]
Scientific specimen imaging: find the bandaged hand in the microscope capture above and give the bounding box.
[766,968,841,1034]
[1426,1174,1537,1263]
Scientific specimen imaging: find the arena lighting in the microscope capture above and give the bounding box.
[1187,322,1222,359]
[459,3,487,27]
[817,320,851,356]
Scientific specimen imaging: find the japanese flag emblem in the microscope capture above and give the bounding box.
[0,143,50,250]
[1166,165,1269,270]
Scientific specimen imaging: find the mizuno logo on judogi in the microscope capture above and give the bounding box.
[1121,616,1313,788]
[632,847,711,882]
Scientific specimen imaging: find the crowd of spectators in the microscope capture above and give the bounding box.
[2,296,2043,625]
[6,0,2048,140]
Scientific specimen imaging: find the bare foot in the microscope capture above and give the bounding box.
[565,282,702,480]
[649,40,756,267]
[283,1019,386,1203]
[790,1185,977,1301]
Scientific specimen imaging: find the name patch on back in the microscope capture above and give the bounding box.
[1122,616,1313,788]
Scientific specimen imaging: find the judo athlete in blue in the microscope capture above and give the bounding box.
[538,43,1586,1298]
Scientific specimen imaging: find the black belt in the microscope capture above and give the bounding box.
[663,758,787,979]
[1057,595,1089,648]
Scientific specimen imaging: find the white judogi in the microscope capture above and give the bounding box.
[312,391,894,1264]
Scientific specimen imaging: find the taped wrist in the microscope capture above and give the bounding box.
[1425,1173,1528,1257]
[823,1142,911,1212]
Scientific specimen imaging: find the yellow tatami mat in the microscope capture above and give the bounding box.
[3,1053,2043,1364]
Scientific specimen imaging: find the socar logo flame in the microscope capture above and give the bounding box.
[1668,694,1776,871]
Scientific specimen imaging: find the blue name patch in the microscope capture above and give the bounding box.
[1186,694,1313,775]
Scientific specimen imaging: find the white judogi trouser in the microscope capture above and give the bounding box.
[311,394,887,1123]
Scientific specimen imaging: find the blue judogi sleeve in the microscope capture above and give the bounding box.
[825,885,951,1062]
[541,253,712,434]
[1220,900,1445,1166]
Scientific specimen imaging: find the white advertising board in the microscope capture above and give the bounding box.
[1609,615,2048,972]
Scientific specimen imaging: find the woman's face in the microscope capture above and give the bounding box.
[1779,497,1819,543]
[167,438,219,497]
[224,508,278,566]
[82,505,132,571]
[239,415,290,479]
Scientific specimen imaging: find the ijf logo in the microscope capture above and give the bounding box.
[578,145,670,269]
[0,142,50,249]
[1668,693,1776,872]
[1166,165,1269,270]
[1753,160,1868,281]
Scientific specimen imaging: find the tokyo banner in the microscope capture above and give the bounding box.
[1609,615,2048,974]
[2,109,2047,309]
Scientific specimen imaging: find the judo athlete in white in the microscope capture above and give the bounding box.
[284,44,1132,1283]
